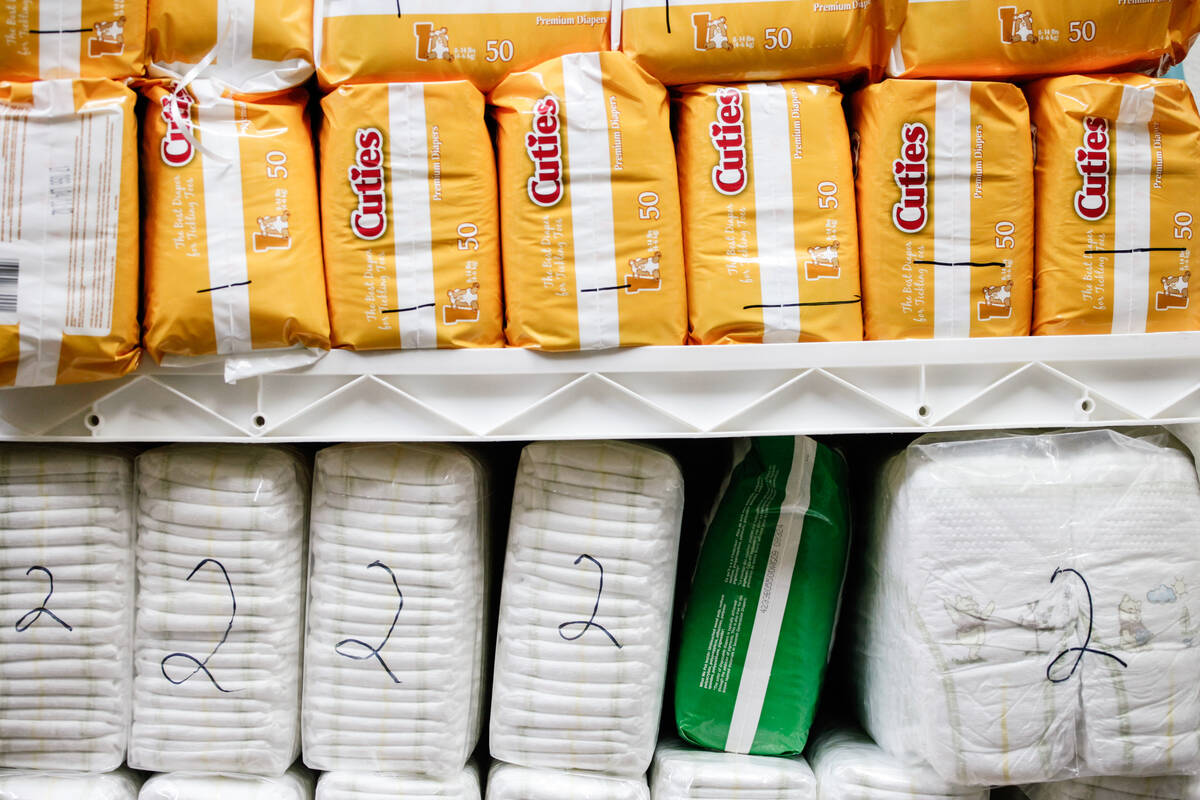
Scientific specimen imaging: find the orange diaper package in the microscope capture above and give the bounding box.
[889,0,1200,80]
[147,0,313,91]
[490,51,686,350]
[1030,74,1200,335]
[321,82,503,350]
[0,0,146,81]
[314,1,611,91]
[140,79,330,362]
[620,0,905,85]
[675,81,862,344]
[852,79,1034,340]
[0,79,140,386]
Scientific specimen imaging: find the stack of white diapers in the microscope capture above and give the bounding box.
[809,727,987,800]
[139,766,314,799]
[1024,776,1200,800]
[129,445,309,774]
[486,762,649,800]
[317,764,482,800]
[0,769,141,799]
[303,443,489,775]
[651,740,817,800]
[489,441,685,776]
[0,447,134,771]
[855,429,1200,785]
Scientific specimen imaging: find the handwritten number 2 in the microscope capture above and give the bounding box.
[559,554,622,649]
[161,558,238,693]
[1046,567,1128,683]
[335,561,403,684]
[15,565,72,632]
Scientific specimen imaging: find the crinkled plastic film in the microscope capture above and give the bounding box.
[1029,75,1200,335]
[146,0,313,92]
[620,0,904,85]
[138,766,315,800]
[0,79,141,387]
[1023,775,1200,800]
[854,429,1200,785]
[650,739,816,799]
[852,79,1034,340]
[809,726,987,800]
[320,82,503,351]
[485,762,650,800]
[489,441,684,776]
[315,762,482,800]
[674,81,862,344]
[0,446,135,771]
[0,768,141,799]
[0,1,146,81]
[302,444,491,775]
[888,0,1197,79]
[314,0,611,91]
[490,51,687,350]
[129,445,310,775]
[140,79,330,363]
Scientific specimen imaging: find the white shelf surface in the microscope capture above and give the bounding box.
[3,333,1199,442]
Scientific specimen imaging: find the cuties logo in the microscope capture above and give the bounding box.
[526,97,564,208]
[349,128,387,241]
[892,123,929,234]
[1074,117,1110,222]
[159,89,196,168]
[710,88,747,196]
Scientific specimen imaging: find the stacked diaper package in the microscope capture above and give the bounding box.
[129,445,309,775]
[1024,776,1200,800]
[139,765,315,799]
[303,444,490,793]
[486,762,648,800]
[0,447,134,771]
[652,739,817,800]
[854,429,1200,786]
[0,768,141,799]
[488,440,683,794]
[318,764,482,800]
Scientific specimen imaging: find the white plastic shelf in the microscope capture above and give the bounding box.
[4,333,1200,442]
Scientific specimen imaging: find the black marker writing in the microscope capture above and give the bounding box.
[15,566,72,632]
[335,560,403,683]
[559,554,621,649]
[1046,567,1128,684]
[161,558,239,693]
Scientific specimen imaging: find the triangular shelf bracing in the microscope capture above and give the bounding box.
[269,376,473,439]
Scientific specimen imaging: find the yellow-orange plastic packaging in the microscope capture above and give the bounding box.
[620,0,905,86]
[0,78,140,386]
[0,1,146,81]
[852,79,1034,340]
[147,0,313,91]
[140,79,330,362]
[1030,74,1200,335]
[321,82,503,350]
[490,51,686,350]
[889,0,1199,80]
[314,1,611,91]
[674,81,862,344]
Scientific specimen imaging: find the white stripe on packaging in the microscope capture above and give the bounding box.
[564,52,620,350]
[933,80,973,339]
[725,436,817,754]
[747,83,801,343]
[198,97,254,355]
[388,83,438,349]
[38,2,81,78]
[215,0,255,71]
[321,0,609,16]
[1112,83,1156,334]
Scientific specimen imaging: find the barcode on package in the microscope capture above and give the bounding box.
[0,258,18,318]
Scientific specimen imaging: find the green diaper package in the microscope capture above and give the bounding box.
[674,436,851,756]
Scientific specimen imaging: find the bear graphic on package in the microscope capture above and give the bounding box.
[1119,594,1154,650]
[625,253,662,293]
[978,281,1014,321]
[88,17,125,57]
[703,16,733,51]
[944,595,995,663]
[1157,271,1190,310]
[427,27,454,61]
[805,242,841,280]
[444,283,480,325]
[253,212,291,252]
[998,7,1038,45]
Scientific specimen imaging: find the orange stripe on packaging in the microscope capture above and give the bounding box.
[490,51,687,350]
[620,0,904,86]
[1030,74,1200,335]
[852,79,1034,340]
[140,79,330,362]
[0,78,140,387]
[314,0,611,91]
[675,81,863,344]
[321,82,503,350]
[0,1,146,81]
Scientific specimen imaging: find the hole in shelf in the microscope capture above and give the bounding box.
[1080,397,1095,414]
[85,413,102,431]
[917,405,931,419]
[252,414,268,429]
